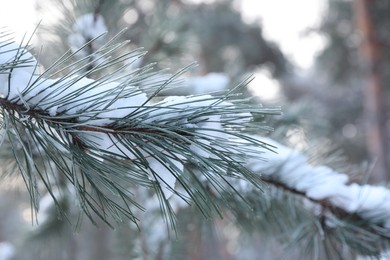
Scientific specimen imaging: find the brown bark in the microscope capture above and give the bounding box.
[354,0,389,182]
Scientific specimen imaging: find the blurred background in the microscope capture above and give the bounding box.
[1,0,390,259]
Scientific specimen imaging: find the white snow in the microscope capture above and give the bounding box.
[72,13,107,41]
[84,131,183,198]
[79,132,136,158]
[148,156,183,198]
[248,135,390,228]
[0,45,245,199]
[0,67,148,123]
[0,42,36,68]
[78,93,250,196]
[146,95,251,158]
[0,42,182,197]
[187,72,230,95]
[67,13,107,63]
[68,13,107,48]
[3,41,390,230]
[0,41,37,98]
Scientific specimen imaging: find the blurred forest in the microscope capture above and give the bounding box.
[1,0,390,259]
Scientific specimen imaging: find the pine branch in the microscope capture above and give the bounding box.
[0,34,279,227]
[3,26,389,259]
[239,135,390,257]
[12,4,390,259]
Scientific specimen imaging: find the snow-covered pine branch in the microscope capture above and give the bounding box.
[245,135,390,238]
[6,5,388,259]
[0,36,278,225]
[67,11,107,70]
[3,26,390,258]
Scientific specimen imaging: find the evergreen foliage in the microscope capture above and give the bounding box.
[1,1,390,259]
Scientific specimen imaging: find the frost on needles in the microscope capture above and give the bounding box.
[2,32,390,253]
[0,36,277,225]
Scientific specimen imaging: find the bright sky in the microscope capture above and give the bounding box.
[186,0,326,100]
[0,0,38,42]
[0,0,325,101]
[185,0,326,69]
[239,0,326,69]
[1,0,325,69]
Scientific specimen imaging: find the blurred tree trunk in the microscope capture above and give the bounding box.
[354,0,389,182]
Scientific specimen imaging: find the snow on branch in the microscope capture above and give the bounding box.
[247,135,390,231]
[0,37,278,225]
[68,13,107,67]
[3,30,390,258]
[186,72,230,95]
